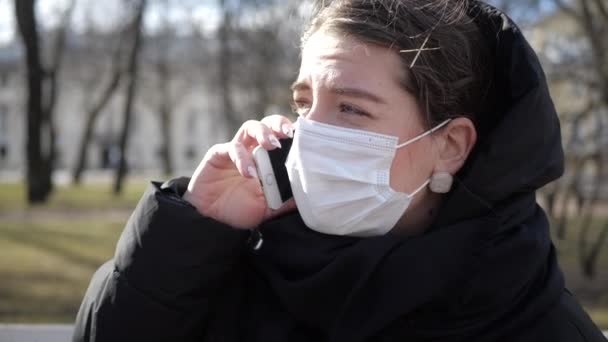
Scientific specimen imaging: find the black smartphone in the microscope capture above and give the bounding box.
[253,137,293,209]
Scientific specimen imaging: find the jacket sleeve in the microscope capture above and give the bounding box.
[72,177,249,342]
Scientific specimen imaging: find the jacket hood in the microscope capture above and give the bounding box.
[435,1,564,226]
[251,3,565,341]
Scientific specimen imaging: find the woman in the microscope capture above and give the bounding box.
[73,0,607,341]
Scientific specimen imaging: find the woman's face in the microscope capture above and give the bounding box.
[291,29,441,226]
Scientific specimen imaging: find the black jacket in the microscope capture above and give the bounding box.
[73,2,607,342]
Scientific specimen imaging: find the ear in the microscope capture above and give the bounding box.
[433,117,477,175]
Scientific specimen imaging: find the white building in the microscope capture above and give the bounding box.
[0,31,295,179]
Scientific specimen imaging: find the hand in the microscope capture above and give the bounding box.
[183,115,297,229]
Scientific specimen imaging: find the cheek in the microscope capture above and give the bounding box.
[389,141,436,193]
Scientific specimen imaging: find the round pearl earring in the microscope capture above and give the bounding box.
[429,172,453,194]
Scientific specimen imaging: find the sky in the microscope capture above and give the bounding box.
[0,0,557,46]
[0,0,222,46]
[0,0,15,44]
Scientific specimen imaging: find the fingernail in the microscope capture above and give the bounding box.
[269,135,282,148]
[282,124,294,138]
[247,166,258,178]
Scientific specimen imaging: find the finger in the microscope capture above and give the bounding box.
[234,120,282,151]
[227,141,258,179]
[260,114,295,139]
[202,142,231,168]
[264,198,297,221]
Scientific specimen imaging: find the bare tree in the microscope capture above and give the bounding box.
[549,0,608,278]
[149,0,189,177]
[114,0,147,195]
[217,0,240,134]
[522,0,608,277]
[552,102,596,239]
[577,151,606,278]
[45,0,76,165]
[72,26,128,185]
[225,0,303,122]
[154,25,174,175]
[14,0,75,203]
[554,0,608,105]
[235,16,285,119]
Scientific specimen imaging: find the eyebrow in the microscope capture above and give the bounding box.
[290,81,387,104]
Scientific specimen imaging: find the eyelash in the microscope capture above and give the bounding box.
[290,99,371,117]
[290,99,309,115]
[339,103,370,117]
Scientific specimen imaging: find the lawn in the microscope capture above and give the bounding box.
[0,219,124,323]
[552,217,608,329]
[0,181,146,211]
[0,180,147,323]
[0,181,607,329]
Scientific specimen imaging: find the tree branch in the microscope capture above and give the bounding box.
[43,0,76,168]
[72,12,129,184]
[553,0,581,20]
[114,0,147,194]
[580,0,608,105]
[592,0,608,21]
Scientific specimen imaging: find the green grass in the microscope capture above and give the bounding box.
[550,217,608,329]
[0,182,606,329]
[0,181,147,211]
[0,181,142,322]
[0,218,124,323]
[587,308,608,331]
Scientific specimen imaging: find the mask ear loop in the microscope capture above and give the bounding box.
[396,118,451,149]
[408,179,431,198]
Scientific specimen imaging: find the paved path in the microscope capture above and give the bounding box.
[0,324,606,341]
[0,324,74,342]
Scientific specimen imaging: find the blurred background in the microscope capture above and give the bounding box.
[0,0,606,330]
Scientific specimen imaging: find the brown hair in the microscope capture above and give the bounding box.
[302,0,493,128]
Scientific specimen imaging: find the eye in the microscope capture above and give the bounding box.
[290,99,311,115]
[339,103,371,117]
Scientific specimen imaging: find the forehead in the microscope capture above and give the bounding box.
[298,30,404,87]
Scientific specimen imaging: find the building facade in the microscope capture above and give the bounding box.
[0,32,291,179]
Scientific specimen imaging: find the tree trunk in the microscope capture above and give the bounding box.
[159,100,173,176]
[113,0,146,195]
[578,151,604,278]
[218,0,239,135]
[157,59,173,176]
[15,0,52,203]
[579,0,608,107]
[72,31,126,185]
[252,28,278,119]
[155,3,174,177]
[156,59,173,176]
[72,71,122,184]
[44,0,75,175]
[582,220,608,278]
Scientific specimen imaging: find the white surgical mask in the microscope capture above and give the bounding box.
[285,117,450,237]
